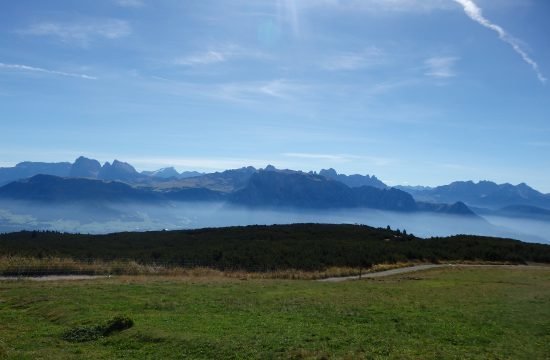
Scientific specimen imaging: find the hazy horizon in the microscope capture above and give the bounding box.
[1,200,549,245]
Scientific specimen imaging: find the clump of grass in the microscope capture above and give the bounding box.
[62,325,104,342]
[0,339,8,357]
[62,315,134,342]
[103,315,134,336]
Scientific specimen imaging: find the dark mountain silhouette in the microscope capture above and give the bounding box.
[229,170,417,211]
[70,156,102,178]
[0,175,159,203]
[319,168,387,189]
[0,161,71,186]
[353,186,417,211]
[417,201,478,216]
[230,170,356,208]
[403,180,550,209]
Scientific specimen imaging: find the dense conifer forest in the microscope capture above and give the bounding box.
[1,224,549,271]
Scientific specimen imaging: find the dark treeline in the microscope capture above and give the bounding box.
[1,224,549,271]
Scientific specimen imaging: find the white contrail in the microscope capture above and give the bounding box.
[454,0,546,84]
[0,62,97,80]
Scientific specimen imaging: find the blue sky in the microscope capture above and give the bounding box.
[1,0,549,191]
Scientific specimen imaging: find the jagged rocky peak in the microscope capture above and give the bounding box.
[318,168,387,189]
[98,159,140,181]
[70,156,102,178]
[319,168,338,178]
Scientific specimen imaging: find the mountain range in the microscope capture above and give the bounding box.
[0,156,205,186]
[399,180,550,210]
[0,156,548,220]
[0,158,472,216]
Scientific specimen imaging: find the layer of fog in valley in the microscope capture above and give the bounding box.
[0,200,548,244]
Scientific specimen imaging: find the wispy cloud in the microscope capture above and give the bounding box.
[0,62,97,80]
[321,48,384,71]
[454,0,546,84]
[424,56,459,78]
[149,76,308,104]
[115,0,144,7]
[211,79,310,103]
[175,51,227,66]
[19,19,131,46]
[174,44,269,66]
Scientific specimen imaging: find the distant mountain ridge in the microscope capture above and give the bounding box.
[402,180,550,210]
[0,169,477,218]
[318,168,387,189]
[0,174,160,203]
[0,157,205,185]
[0,161,72,186]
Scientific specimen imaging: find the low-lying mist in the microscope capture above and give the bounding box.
[0,200,548,244]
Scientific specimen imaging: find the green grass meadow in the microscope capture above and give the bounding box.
[0,267,549,359]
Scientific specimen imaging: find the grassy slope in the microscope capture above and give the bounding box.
[0,267,549,359]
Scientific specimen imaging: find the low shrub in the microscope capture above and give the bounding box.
[62,315,134,342]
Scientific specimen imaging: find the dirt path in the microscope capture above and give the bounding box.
[0,275,106,281]
[317,264,550,282]
[318,264,446,282]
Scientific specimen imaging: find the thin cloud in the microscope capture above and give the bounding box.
[424,56,459,78]
[175,51,226,66]
[147,76,309,105]
[212,79,309,103]
[454,0,546,84]
[0,62,97,80]
[174,44,269,66]
[19,19,131,46]
[322,48,384,71]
